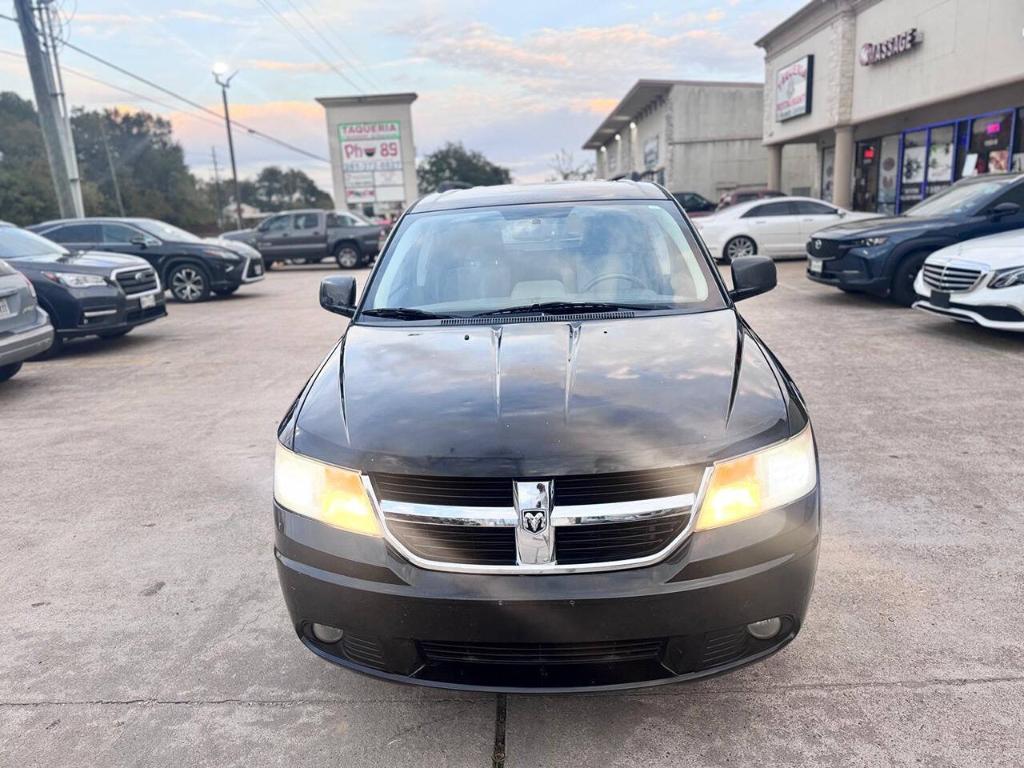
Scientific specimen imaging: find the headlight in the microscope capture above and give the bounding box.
[43,271,108,288]
[989,267,1024,289]
[273,443,381,537]
[694,426,817,531]
[851,236,888,247]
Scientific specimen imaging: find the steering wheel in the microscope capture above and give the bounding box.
[583,273,646,292]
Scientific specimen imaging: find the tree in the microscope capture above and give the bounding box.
[239,166,332,212]
[417,142,511,194]
[548,149,594,182]
[0,92,60,225]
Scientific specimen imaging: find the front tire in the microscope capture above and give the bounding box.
[335,243,361,269]
[167,263,211,303]
[721,236,757,265]
[891,251,929,306]
[0,361,23,382]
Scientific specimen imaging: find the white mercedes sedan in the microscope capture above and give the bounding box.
[913,229,1024,332]
[693,196,878,264]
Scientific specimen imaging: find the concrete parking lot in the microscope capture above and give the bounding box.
[2,261,1023,767]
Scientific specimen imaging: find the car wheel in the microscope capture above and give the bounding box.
[0,361,23,382]
[99,328,132,339]
[168,263,211,303]
[723,236,757,264]
[335,244,361,269]
[213,286,239,297]
[891,251,929,306]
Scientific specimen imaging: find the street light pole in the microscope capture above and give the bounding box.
[213,65,243,230]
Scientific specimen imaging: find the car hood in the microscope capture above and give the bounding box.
[292,310,794,477]
[816,214,957,239]
[220,229,257,241]
[926,230,1024,269]
[205,237,258,258]
[8,249,151,275]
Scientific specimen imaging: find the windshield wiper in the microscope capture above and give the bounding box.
[473,301,666,317]
[361,307,453,320]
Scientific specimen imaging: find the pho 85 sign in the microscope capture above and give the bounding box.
[339,121,405,203]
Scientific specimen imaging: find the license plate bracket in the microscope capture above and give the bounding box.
[809,258,823,274]
[139,294,157,309]
[0,297,11,319]
[931,290,951,308]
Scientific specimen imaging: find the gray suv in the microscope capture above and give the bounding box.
[0,257,54,382]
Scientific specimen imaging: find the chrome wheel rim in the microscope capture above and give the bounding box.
[726,238,755,259]
[337,248,358,268]
[172,267,204,301]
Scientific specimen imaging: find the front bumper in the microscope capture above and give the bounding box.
[58,289,167,338]
[806,242,891,295]
[240,255,265,283]
[274,491,820,692]
[913,273,1024,331]
[0,308,53,365]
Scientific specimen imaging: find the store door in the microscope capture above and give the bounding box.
[854,141,879,211]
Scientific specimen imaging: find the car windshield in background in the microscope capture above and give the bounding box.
[362,201,723,317]
[0,227,67,258]
[136,219,202,243]
[904,177,1017,217]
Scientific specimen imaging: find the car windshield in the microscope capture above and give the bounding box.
[904,177,1018,217]
[0,227,68,258]
[361,200,724,317]
[136,219,202,243]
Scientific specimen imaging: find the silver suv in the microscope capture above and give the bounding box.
[0,257,53,382]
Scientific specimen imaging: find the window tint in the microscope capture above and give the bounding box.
[991,181,1024,208]
[745,201,795,217]
[293,213,320,230]
[364,201,725,315]
[0,227,68,258]
[102,223,144,244]
[263,216,290,232]
[44,223,102,243]
[794,201,837,215]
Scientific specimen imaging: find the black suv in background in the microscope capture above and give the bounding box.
[29,218,264,302]
[0,222,166,356]
[221,209,382,269]
[807,173,1024,304]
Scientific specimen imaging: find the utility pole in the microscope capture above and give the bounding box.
[211,147,224,229]
[14,0,78,217]
[100,121,125,216]
[37,0,84,216]
[212,64,243,230]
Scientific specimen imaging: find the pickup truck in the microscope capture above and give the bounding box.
[222,209,382,269]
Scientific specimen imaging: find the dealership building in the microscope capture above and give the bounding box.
[758,0,1024,213]
[583,80,814,200]
[317,92,419,216]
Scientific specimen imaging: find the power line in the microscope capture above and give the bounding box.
[254,0,365,94]
[284,0,382,91]
[0,16,330,164]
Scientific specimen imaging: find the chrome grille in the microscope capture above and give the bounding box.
[419,638,665,666]
[114,267,159,296]
[371,470,706,574]
[922,262,983,292]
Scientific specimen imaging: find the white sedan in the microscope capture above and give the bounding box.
[913,229,1024,332]
[693,196,878,263]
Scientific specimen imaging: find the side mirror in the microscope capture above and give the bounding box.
[130,235,148,247]
[320,275,358,317]
[988,201,1021,219]
[729,256,777,302]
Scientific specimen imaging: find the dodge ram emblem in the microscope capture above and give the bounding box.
[523,510,546,533]
[513,480,554,564]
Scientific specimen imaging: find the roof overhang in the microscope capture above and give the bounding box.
[316,92,418,108]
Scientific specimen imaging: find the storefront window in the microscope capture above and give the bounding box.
[877,135,900,215]
[901,130,926,209]
[821,146,835,202]
[926,125,956,198]
[1013,108,1024,172]
[964,111,1013,176]
[853,141,878,211]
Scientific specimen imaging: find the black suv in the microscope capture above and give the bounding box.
[29,218,264,302]
[272,181,820,692]
[0,222,166,356]
[807,173,1024,304]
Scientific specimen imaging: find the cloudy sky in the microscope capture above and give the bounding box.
[0,0,805,193]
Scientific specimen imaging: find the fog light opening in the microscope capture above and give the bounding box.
[311,623,344,644]
[746,617,782,640]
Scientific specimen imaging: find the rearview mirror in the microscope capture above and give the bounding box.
[320,275,358,317]
[729,256,776,302]
[988,201,1021,219]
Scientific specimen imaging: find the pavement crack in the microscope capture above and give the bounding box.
[492,693,507,768]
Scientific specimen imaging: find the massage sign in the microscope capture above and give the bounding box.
[859,29,920,66]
